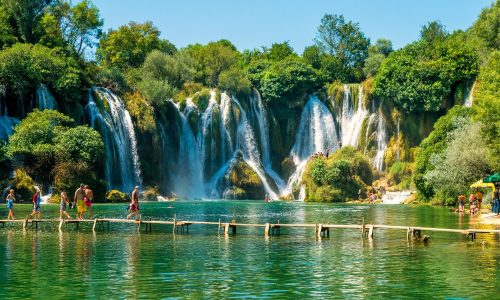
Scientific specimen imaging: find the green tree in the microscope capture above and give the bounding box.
[41,0,103,57]
[218,67,252,96]
[420,21,448,44]
[97,21,176,69]
[413,106,471,199]
[466,1,500,63]
[315,14,370,72]
[249,56,323,103]
[363,39,393,78]
[182,40,240,87]
[373,36,478,112]
[2,0,55,43]
[265,41,296,61]
[473,51,500,161]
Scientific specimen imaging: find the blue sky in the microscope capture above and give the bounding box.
[92,0,493,52]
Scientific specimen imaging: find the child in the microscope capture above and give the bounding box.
[6,189,15,220]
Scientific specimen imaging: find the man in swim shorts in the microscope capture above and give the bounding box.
[84,185,94,219]
[74,184,86,220]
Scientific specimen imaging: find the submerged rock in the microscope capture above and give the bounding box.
[220,152,265,200]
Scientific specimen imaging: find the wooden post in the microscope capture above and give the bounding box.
[317,224,323,238]
[406,227,411,241]
[59,219,64,231]
[224,223,229,236]
[92,219,97,231]
[368,225,374,239]
[361,217,365,239]
[172,214,176,234]
[264,223,270,237]
[218,218,221,235]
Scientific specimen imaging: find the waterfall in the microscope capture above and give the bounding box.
[340,85,368,147]
[463,81,475,108]
[232,96,279,199]
[0,115,19,141]
[284,96,339,196]
[373,111,388,171]
[86,87,142,191]
[36,84,57,111]
[382,191,412,204]
[249,91,285,191]
[175,102,205,198]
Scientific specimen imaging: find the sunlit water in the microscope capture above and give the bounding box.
[0,201,499,299]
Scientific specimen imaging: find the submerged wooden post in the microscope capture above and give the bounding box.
[361,218,365,239]
[264,223,270,237]
[224,223,230,236]
[172,214,176,234]
[368,225,374,239]
[92,219,97,231]
[59,219,64,230]
[218,218,221,235]
[317,224,323,238]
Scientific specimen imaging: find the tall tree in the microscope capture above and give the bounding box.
[315,14,370,69]
[41,0,103,57]
[97,21,176,69]
[420,21,448,44]
[3,0,54,43]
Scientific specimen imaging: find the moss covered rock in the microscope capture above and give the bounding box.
[220,152,265,200]
[106,190,131,203]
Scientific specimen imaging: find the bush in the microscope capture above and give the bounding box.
[106,190,130,203]
[315,186,342,202]
[9,169,36,202]
[218,67,252,97]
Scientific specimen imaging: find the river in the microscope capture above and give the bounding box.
[0,201,498,299]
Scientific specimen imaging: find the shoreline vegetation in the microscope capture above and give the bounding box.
[0,1,498,208]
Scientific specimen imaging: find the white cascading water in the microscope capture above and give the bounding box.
[284,96,339,196]
[176,102,205,198]
[36,84,57,111]
[86,87,142,191]
[249,91,285,191]
[382,191,412,204]
[373,110,388,171]
[463,81,475,108]
[340,85,368,147]
[0,115,19,141]
[232,96,279,199]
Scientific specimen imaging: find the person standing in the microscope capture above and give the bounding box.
[469,193,477,215]
[5,189,15,220]
[29,189,41,220]
[493,185,500,216]
[60,190,72,220]
[127,186,140,221]
[475,190,483,211]
[457,194,465,213]
[84,185,94,219]
[74,184,86,220]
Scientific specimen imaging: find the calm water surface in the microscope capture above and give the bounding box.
[0,201,499,299]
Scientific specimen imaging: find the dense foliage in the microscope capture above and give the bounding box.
[302,147,373,202]
[7,110,105,198]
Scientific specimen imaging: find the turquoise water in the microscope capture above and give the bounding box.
[0,201,499,299]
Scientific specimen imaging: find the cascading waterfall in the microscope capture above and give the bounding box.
[0,115,18,141]
[36,84,57,111]
[340,85,368,147]
[175,102,205,198]
[373,110,388,171]
[86,87,142,191]
[463,81,475,108]
[249,91,285,191]
[284,96,339,196]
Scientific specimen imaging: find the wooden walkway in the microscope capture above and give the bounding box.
[1,216,499,241]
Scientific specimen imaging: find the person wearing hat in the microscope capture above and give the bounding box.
[74,184,86,220]
[127,186,140,220]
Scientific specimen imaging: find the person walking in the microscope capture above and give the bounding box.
[127,186,140,221]
[74,184,86,220]
[475,190,483,211]
[493,185,500,216]
[84,185,94,219]
[60,190,72,220]
[29,189,41,220]
[5,189,15,220]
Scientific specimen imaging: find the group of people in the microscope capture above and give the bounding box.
[4,185,142,221]
[457,187,500,216]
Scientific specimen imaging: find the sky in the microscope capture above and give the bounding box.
[91,0,494,52]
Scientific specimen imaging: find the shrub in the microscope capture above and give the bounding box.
[106,190,130,203]
[191,88,211,112]
[9,169,36,202]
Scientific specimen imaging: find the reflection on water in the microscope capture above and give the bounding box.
[0,202,498,298]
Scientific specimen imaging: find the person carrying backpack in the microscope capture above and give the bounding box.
[29,189,41,220]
